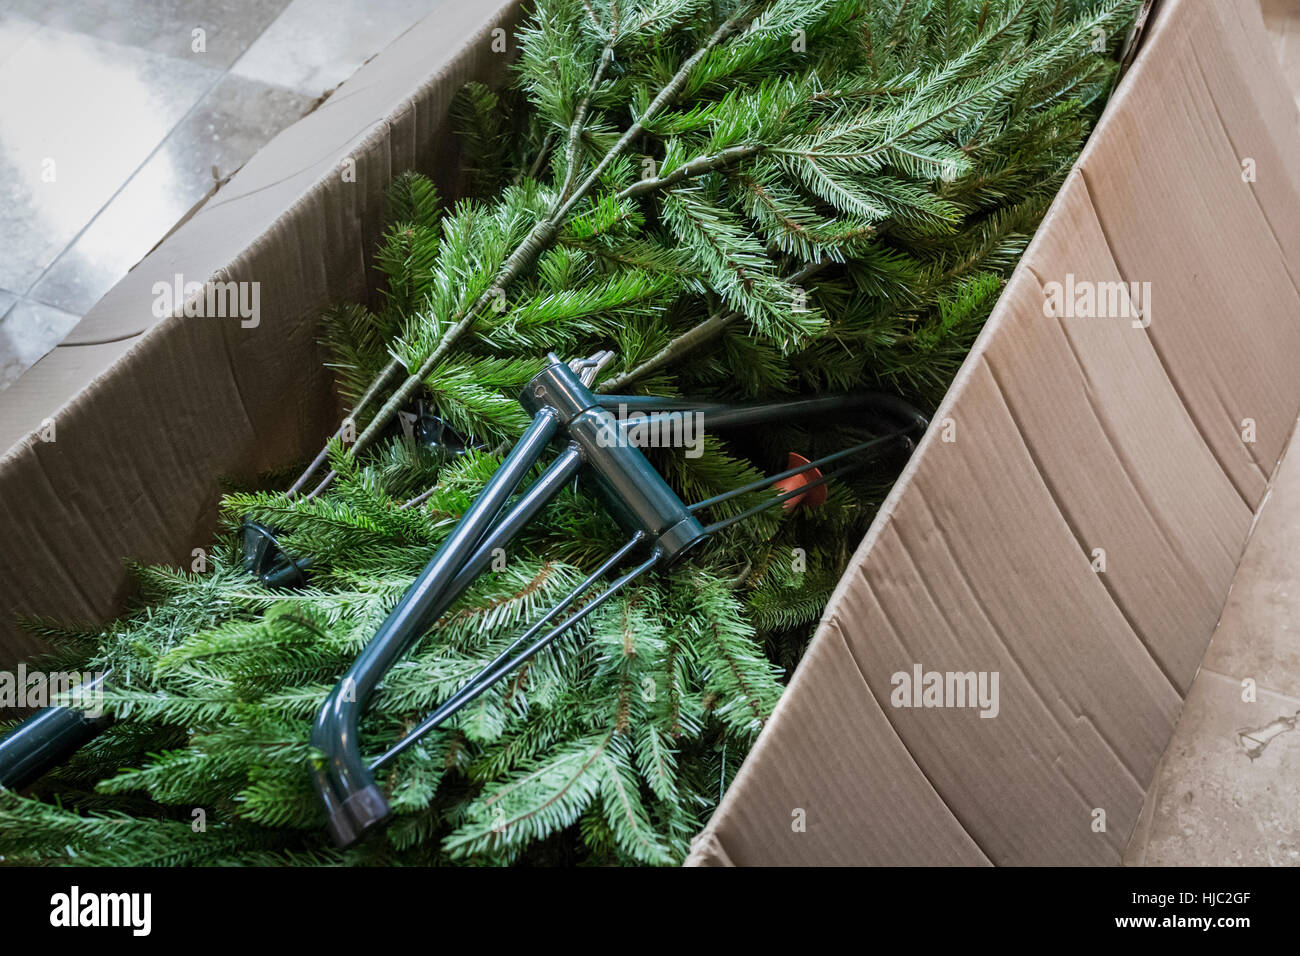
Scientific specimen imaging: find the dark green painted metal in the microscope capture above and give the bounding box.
[0,672,112,791]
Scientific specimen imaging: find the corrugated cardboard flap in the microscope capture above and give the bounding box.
[690,0,1300,866]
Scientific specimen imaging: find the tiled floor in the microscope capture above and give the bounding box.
[0,0,446,389]
[1262,0,1300,110]
[1124,417,1300,866]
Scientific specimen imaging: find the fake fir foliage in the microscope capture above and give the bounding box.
[0,0,1137,865]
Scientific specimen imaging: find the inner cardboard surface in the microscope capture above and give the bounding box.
[687,0,1300,865]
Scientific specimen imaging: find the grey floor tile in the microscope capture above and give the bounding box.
[0,297,80,389]
[230,0,443,95]
[0,11,40,66]
[1138,672,1300,866]
[1200,420,1300,700]
[17,0,293,70]
[31,73,314,315]
[0,1,50,19]
[0,24,221,293]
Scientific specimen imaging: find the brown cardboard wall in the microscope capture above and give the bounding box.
[694,621,990,866]
[1007,183,1251,694]
[0,2,521,667]
[688,0,1300,866]
[1077,0,1300,505]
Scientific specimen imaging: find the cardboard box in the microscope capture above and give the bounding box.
[0,1,522,666]
[1,0,1296,866]
[687,0,1300,865]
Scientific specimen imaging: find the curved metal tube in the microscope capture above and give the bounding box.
[310,409,563,846]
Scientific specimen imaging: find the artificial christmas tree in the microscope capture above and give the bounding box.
[0,0,1138,865]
